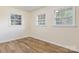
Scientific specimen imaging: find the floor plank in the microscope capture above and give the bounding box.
[0,37,78,53]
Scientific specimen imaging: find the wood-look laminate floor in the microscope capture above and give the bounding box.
[0,37,77,53]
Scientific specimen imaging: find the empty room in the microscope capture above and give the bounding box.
[0,6,78,53]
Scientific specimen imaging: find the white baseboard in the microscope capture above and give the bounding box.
[0,35,79,52]
[0,35,28,43]
[31,36,79,52]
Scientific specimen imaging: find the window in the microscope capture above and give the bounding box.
[53,7,75,26]
[37,14,46,26]
[11,14,22,25]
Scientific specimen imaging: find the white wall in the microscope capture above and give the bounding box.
[0,7,30,42]
[30,6,79,51]
[0,6,79,52]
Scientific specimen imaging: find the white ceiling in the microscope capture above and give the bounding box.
[12,6,44,11]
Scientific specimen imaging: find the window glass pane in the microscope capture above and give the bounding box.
[11,14,22,25]
[37,14,46,26]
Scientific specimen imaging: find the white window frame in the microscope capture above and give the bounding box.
[53,7,76,27]
[36,14,46,26]
[10,14,22,25]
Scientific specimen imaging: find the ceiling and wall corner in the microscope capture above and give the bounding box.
[11,6,45,11]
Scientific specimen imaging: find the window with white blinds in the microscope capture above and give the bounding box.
[54,7,75,26]
[37,14,46,26]
[11,14,22,25]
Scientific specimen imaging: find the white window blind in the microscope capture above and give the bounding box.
[37,14,46,26]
